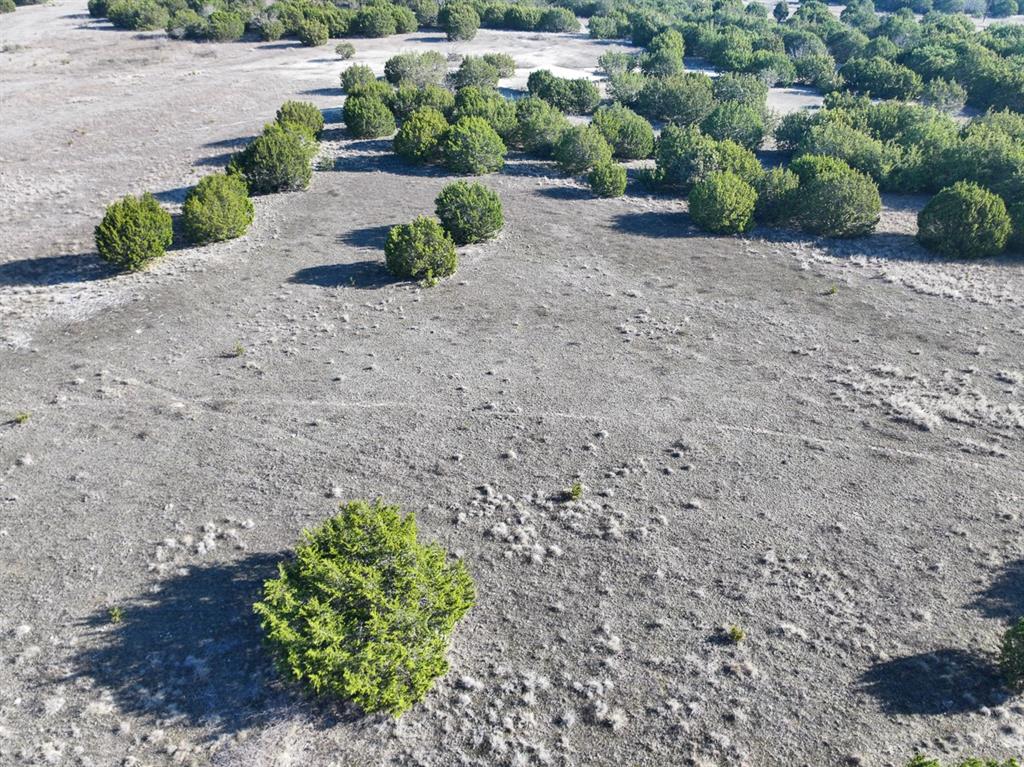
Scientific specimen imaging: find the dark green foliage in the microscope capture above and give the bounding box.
[442,116,507,174]
[254,16,285,42]
[253,499,475,715]
[452,87,517,139]
[347,79,395,102]
[385,51,447,87]
[336,61,380,89]
[588,162,627,198]
[1009,200,1024,252]
[654,124,722,193]
[591,104,654,161]
[229,122,316,194]
[107,0,169,31]
[354,5,397,37]
[344,95,397,138]
[504,4,541,30]
[700,102,766,151]
[297,18,329,46]
[182,173,254,245]
[513,96,570,156]
[434,181,504,244]
[755,167,801,226]
[689,171,758,234]
[773,0,788,22]
[95,193,173,272]
[166,9,207,39]
[609,71,646,108]
[904,756,1021,767]
[537,6,578,33]
[712,73,769,110]
[441,3,479,41]
[636,73,715,126]
[385,218,459,281]
[553,124,614,175]
[598,51,634,78]
[391,84,455,123]
[393,107,449,163]
[796,121,889,182]
[206,10,245,41]
[841,57,923,100]
[450,56,500,90]
[276,100,324,139]
[405,0,439,25]
[790,154,881,237]
[0,0,15,10]
[527,70,600,115]
[392,5,418,33]
[87,0,107,17]
[640,29,684,77]
[917,181,1011,257]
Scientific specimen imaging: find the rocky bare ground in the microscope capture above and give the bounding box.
[2,3,1024,766]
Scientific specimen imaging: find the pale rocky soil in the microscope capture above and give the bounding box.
[2,3,1024,766]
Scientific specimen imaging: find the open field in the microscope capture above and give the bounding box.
[2,3,1024,766]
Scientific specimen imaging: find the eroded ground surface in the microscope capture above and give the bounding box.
[2,3,1024,766]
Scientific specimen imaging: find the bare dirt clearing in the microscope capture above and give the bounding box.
[2,3,1024,766]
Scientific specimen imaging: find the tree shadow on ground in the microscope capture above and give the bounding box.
[330,143,446,177]
[195,151,235,168]
[71,553,363,736]
[0,254,116,287]
[536,185,590,201]
[858,648,1007,715]
[290,260,392,289]
[501,159,557,178]
[204,136,254,150]
[152,186,192,204]
[971,559,1024,621]
[339,224,393,249]
[300,87,344,97]
[322,107,344,125]
[611,210,694,238]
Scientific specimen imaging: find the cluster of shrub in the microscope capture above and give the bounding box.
[94,101,323,270]
[385,181,504,284]
[340,53,632,198]
[775,93,1024,256]
[589,0,1023,115]
[84,0,583,45]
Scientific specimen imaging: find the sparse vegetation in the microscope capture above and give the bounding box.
[335,42,355,60]
[95,192,173,272]
[13,412,30,425]
[727,625,746,644]
[254,499,475,716]
[385,217,458,283]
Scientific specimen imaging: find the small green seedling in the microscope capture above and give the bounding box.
[109,606,124,624]
[228,343,245,358]
[727,625,746,644]
[13,412,30,425]
[569,481,583,501]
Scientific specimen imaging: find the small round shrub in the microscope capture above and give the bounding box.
[254,16,285,41]
[482,52,515,78]
[637,72,715,126]
[167,9,207,39]
[689,171,758,234]
[1008,201,1024,252]
[276,100,324,139]
[434,181,504,244]
[253,499,475,716]
[229,122,316,194]
[297,19,329,47]
[341,64,377,93]
[592,104,654,160]
[916,182,1011,258]
[1000,618,1024,692]
[450,56,500,90]
[393,107,449,163]
[588,162,627,198]
[755,167,800,226]
[442,3,479,41]
[182,173,254,245]
[385,217,458,282]
[513,96,570,156]
[791,155,881,238]
[407,0,439,25]
[537,7,578,32]
[385,51,447,88]
[552,124,613,175]
[87,0,107,17]
[344,95,397,138]
[442,116,507,175]
[504,4,541,30]
[346,79,394,102]
[0,0,15,10]
[354,5,397,37]
[206,10,244,41]
[107,0,168,30]
[336,42,355,59]
[95,192,173,272]
[654,124,721,193]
